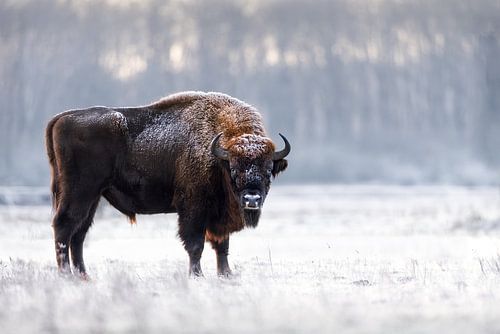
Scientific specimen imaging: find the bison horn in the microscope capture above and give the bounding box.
[273,133,291,161]
[210,132,230,161]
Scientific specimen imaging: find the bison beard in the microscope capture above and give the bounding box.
[45,91,290,278]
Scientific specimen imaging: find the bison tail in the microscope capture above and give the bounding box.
[45,111,71,211]
[128,214,137,225]
[46,117,59,210]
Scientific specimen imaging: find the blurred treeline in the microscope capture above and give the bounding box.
[0,0,499,185]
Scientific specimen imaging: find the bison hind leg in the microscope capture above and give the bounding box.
[69,198,100,277]
[52,193,100,278]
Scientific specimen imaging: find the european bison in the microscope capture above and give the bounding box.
[45,91,290,277]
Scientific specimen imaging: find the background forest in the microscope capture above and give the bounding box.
[1,0,499,185]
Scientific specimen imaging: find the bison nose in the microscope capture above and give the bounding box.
[243,194,261,210]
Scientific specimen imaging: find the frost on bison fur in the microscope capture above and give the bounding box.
[45,91,290,278]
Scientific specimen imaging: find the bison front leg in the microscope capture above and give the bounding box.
[178,213,206,277]
[210,238,232,277]
[186,234,205,277]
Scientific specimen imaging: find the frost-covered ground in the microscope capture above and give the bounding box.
[1,185,500,333]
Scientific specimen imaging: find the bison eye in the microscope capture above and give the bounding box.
[266,168,272,177]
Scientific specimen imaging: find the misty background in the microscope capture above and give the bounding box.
[1,0,499,186]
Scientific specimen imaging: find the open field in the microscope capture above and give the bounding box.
[1,185,500,333]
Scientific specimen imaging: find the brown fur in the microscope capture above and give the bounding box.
[226,134,275,159]
[151,91,205,109]
[205,168,245,243]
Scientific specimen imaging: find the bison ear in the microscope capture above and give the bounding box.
[272,159,288,177]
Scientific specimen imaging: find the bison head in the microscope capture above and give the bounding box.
[211,132,290,226]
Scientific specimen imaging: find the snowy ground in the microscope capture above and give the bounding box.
[1,185,500,333]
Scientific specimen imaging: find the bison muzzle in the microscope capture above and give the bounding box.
[45,91,290,278]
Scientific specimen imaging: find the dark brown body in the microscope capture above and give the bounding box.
[46,92,289,277]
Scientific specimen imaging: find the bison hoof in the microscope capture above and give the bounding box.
[218,268,234,279]
[189,271,205,279]
[76,271,91,281]
[57,268,91,282]
[57,265,72,277]
[189,264,204,278]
